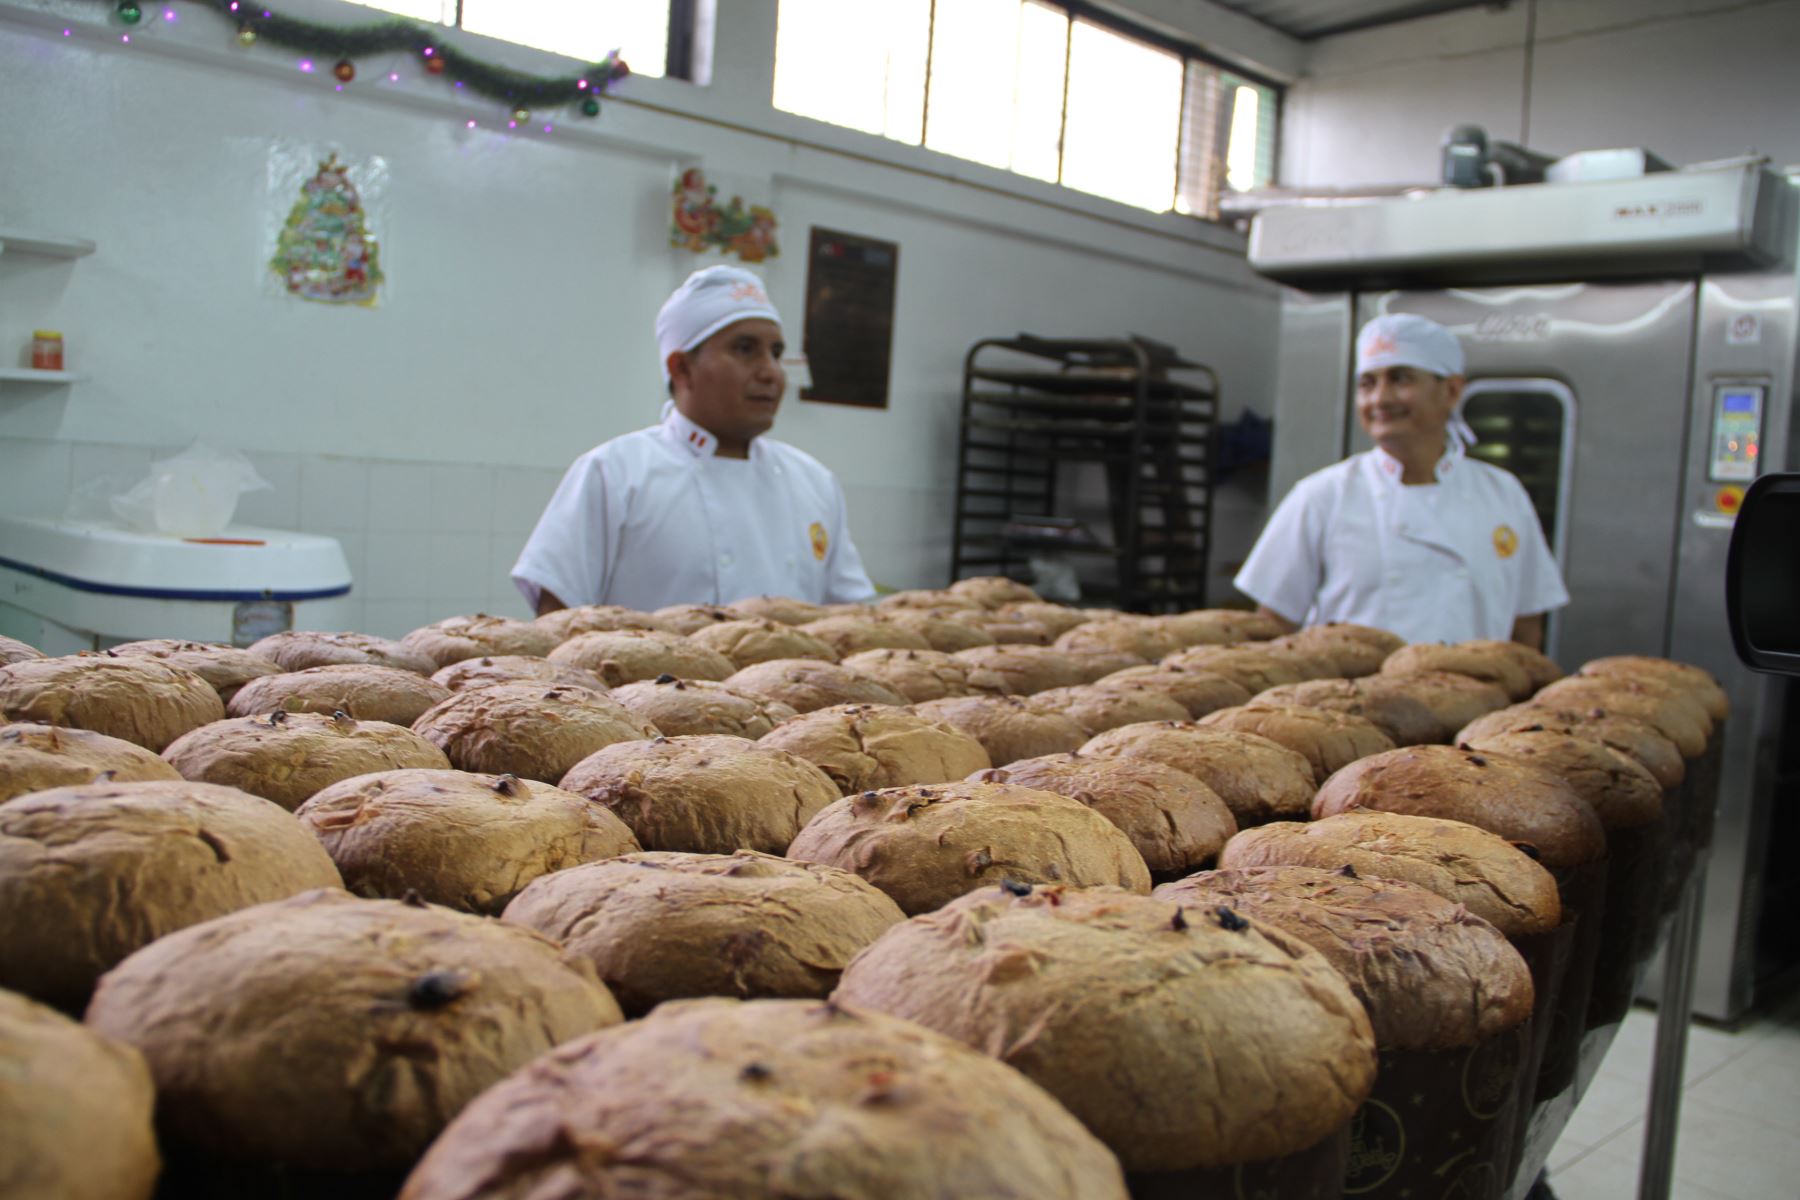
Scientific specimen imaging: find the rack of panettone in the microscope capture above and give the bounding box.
[950,333,1218,611]
[0,600,1723,1200]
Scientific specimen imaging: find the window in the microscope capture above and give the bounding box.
[773,0,1280,218]
[341,0,675,79]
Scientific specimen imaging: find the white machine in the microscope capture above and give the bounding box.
[0,516,353,652]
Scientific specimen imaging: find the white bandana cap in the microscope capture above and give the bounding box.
[655,265,783,381]
[1356,313,1466,379]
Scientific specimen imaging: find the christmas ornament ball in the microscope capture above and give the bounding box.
[511,106,531,124]
[236,26,257,46]
[581,97,601,117]
[116,1,142,24]
[424,54,446,76]
[334,60,356,83]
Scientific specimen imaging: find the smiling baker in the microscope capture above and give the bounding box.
[513,265,876,613]
[1234,313,1568,648]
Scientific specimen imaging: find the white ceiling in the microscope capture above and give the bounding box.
[1201,0,1508,40]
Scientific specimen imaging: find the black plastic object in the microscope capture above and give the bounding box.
[1726,472,1800,673]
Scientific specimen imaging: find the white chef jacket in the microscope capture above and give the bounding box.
[512,403,876,612]
[1234,441,1568,644]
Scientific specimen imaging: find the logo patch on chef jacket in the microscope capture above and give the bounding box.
[1493,524,1519,559]
[809,521,828,560]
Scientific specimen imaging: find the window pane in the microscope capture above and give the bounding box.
[924,0,1066,178]
[1174,61,1220,217]
[338,0,451,22]
[460,0,669,78]
[1226,79,1279,193]
[1010,2,1069,183]
[1059,20,1182,211]
[773,0,930,143]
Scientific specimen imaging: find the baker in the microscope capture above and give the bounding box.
[1234,313,1567,648]
[513,265,876,614]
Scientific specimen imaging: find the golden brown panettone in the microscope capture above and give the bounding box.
[296,769,641,914]
[226,664,453,726]
[972,751,1236,876]
[429,654,610,694]
[1160,643,1332,693]
[724,658,908,713]
[0,655,224,753]
[1093,664,1253,719]
[912,694,1088,766]
[502,851,905,1015]
[1224,816,1562,935]
[1255,678,1442,747]
[1199,702,1397,786]
[401,614,558,668]
[531,604,677,642]
[396,997,1130,1200]
[1381,642,1533,701]
[1156,867,1534,1050]
[106,640,283,703]
[949,575,1042,608]
[840,648,975,703]
[943,609,1053,645]
[832,885,1376,1171]
[246,630,437,676]
[1272,628,1393,678]
[1578,656,1729,721]
[880,609,998,652]
[797,614,931,658]
[1366,669,1512,737]
[608,677,798,739]
[1466,638,1564,690]
[876,588,981,611]
[0,723,180,803]
[0,989,160,1200]
[559,734,840,854]
[1025,683,1191,734]
[0,634,46,666]
[955,644,1089,696]
[1529,676,1709,757]
[1300,622,1406,654]
[548,629,737,686]
[786,781,1150,914]
[1456,704,1684,790]
[1080,721,1317,826]
[994,601,1091,638]
[1160,608,1289,646]
[688,618,840,668]
[758,704,991,793]
[1312,744,1606,868]
[1061,647,1152,684]
[163,712,451,811]
[0,779,341,1011]
[86,890,622,1172]
[1219,811,1561,938]
[723,595,828,625]
[1054,618,1180,662]
[651,603,737,636]
[410,682,656,782]
[1457,729,1663,830]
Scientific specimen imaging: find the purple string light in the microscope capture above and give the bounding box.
[299,59,314,72]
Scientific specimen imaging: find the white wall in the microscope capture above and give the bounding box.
[0,0,1286,637]
[1282,0,1800,187]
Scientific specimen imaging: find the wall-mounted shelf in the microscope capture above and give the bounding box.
[0,368,84,384]
[0,228,96,258]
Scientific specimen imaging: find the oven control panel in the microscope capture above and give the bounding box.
[1709,383,1766,482]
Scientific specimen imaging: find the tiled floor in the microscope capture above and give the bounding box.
[1543,987,1800,1198]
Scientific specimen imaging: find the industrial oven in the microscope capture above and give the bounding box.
[1246,160,1799,1022]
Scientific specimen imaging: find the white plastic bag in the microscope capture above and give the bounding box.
[109,441,271,537]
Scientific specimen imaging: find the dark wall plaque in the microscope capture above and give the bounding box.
[801,227,898,409]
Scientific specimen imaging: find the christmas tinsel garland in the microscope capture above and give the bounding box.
[100,0,630,113]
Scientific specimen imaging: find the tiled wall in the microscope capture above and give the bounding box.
[0,436,974,639]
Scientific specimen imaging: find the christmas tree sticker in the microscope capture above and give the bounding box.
[270,154,383,305]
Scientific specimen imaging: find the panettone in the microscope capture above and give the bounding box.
[758,704,992,792]
[410,682,656,782]
[226,664,453,726]
[163,711,451,811]
[607,677,798,739]
[548,629,736,686]
[724,658,908,713]
[0,655,224,753]
[401,614,558,668]
[1080,721,1317,826]
[912,694,1089,765]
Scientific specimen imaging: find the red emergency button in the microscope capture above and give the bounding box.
[1716,486,1745,513]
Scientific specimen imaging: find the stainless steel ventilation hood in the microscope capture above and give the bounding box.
[1248,162,1790,290]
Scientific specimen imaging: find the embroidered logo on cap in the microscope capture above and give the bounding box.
[729,281,769,303]
[1365,332,1399,358]
[1493,524,1519,559]
[809,521,828,560]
